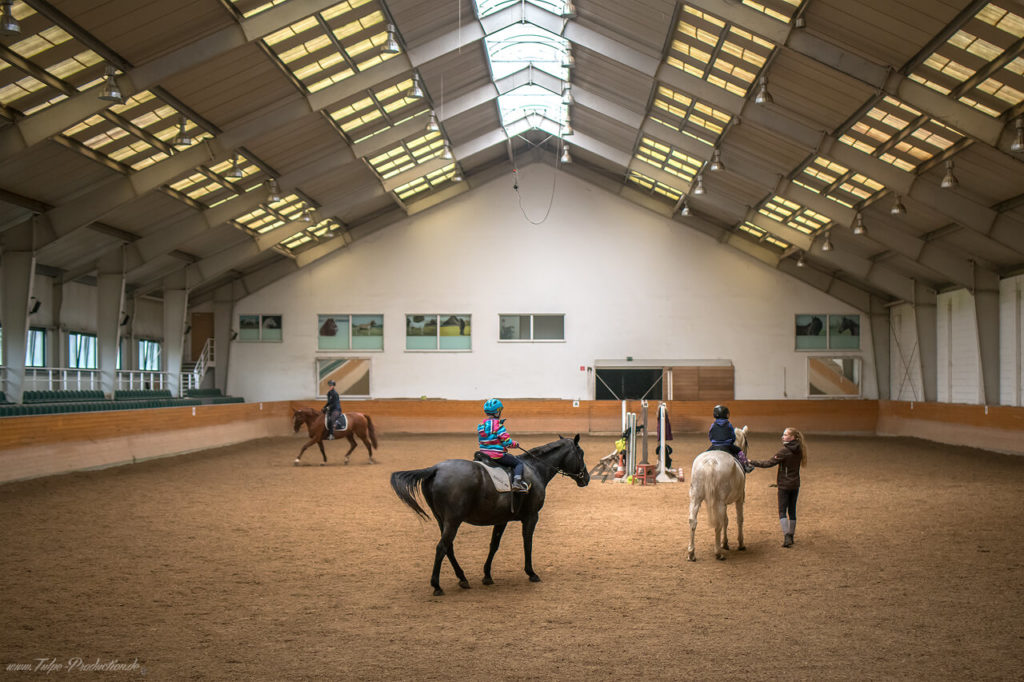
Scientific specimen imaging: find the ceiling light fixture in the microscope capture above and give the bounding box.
[890,193,907,216]
[852,213,867,235]
[452,168,463,182]
[796,251,806,267]
[562,120,574,137]
[793,15,806,29]
[562,0,577,19]
[560,145,572,164]
[425,112,440,133]
[302,208,313,223]
[409,74,424,99]
[1,0,19,36]
[383,24,400,54]
[267,178,282,203]
[754,78,773,105]
[940,159,958,189]
[441,144,453,160]
[98,65,124,103]
[709,148,725,172]
[562,50,575,70]
[692,174,706,196]
[172,116,193,147]
[680,200,692,217]
[226,153,244,178]
[562,85,574,105]
[820,232,833,252]
[1010,118,1024,154]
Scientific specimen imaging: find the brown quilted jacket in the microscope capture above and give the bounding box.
[750,440,803,490]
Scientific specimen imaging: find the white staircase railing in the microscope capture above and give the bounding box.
[180,338,214,395]
[115,371,167,391]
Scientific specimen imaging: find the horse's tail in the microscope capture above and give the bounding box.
[364,414,378,448]
[390,468,435,520]
[695,456,724,528]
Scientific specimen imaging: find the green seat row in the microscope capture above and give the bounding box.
[209,396,245,404]
[23,390,105,403]
[113,389,172,400]
[186,388,224,398]
[0,397,205,417]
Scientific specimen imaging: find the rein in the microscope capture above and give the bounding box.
[517,443,586,483]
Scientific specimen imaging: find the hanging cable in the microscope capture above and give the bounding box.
[509,135,559,225]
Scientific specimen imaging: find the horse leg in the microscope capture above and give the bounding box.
[358,429,375,463]
[722,508,730,550]
[687,498,701,561]
[521,515,541,583]
[431,519,469,596]
[295,439,315,465]
[318,439,327,465]
[482,522,508,585]
[342,433,357,465]
[736,500,746,551]
[714,501,728,560]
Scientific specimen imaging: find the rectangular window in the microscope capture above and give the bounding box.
[138,339,161,371]
[406,314,471,351]
[808,356,862,397]
[794,314,827,350]
[828,314,860,350]
[317,314,383,351]
[26,328,45,367]
[796,314,861,350]
[68,332,98,369]
[499,314,565,341]
[238,314,283,342]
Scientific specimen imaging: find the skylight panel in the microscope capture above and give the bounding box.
[393,164,458,201]
[262,1,397,94]
[908,2,1024,117]
[793,156,885,208]
[476,0,567,17]
[838,95,964,171]
[740,0,800,23]
[635,136,703,182]
[325,77,428,143]
[0,2,106,118]
[367,132,444,179]
[474,1,572,139]
[233,194,313,234]
[650,85,732,146]
[626,170,684,201]
[280,217,345,251]
[739,221,791,251]
[224,0,293,19]
[759,195,831,235]
[667,4,776,97]
[165,153,268,209]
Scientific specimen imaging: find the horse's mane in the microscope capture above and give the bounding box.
[523,437,571,461]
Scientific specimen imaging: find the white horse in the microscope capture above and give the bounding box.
[687,425,749,561]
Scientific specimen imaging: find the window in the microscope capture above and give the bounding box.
[138,339,161,371]
[499,314,565,341]
[406,314,471,350]
[238,314,282,342]
[795,314,861,350]
[68,332,98,369]
[808,357,862,397]
[26,328,45,367]
[318,314,383,351]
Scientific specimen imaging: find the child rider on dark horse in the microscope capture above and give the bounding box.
[322,379,341,440]
[477,398,529,493]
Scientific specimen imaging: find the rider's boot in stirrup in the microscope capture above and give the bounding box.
[511,475,528,493]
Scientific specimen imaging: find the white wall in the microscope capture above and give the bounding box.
[937,289,983,404]
[889,303,924,401]
[999,273,1024,406]
[227,166,874,402]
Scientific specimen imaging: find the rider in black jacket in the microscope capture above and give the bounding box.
[323,380,341,440]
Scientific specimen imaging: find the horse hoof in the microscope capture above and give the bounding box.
[293,460,300,466]
[687,555,696,562]
[319,463,326,467]
[529,575,541,583]
[716,554,726,561]
[482,577,493,586]
[459,580,471,589]
[722,543,730,550]
[433,588,444,596]
[738,545,746,551]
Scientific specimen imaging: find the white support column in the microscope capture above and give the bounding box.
[974,268,1001,405]
[0,223,36,403]
[163,290,188,397]
[96,254,125,398]
[213,286,234,394]
[869,297,891,400]
[914,282,939,402]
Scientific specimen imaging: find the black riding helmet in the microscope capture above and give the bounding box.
[713,405,729,419]
[328,380,336,386]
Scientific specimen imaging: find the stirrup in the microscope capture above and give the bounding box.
[327,434,334,440]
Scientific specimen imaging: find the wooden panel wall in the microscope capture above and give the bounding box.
[2,399,1021,484]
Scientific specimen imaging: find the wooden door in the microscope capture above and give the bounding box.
[190,312,214,361]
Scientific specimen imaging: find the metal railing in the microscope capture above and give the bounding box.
[24,367,102,391]
[180,338,214,396]
[115,371,167,391]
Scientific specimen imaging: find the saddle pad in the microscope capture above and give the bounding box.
[323,413,348,432]
[475,461,512,492]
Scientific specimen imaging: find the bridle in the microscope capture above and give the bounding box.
[554,443,587,482]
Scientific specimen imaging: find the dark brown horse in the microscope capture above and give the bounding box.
[291,407,378,465]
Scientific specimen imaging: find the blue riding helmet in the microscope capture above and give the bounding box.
[483,398,503,415]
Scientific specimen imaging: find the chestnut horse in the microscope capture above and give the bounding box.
[291,407,378,465]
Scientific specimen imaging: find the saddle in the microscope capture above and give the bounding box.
[324,413,347,432]
[472,452,529,493]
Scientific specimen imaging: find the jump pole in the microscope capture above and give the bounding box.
[655,401,677,483]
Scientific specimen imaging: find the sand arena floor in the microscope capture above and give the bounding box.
[1,431,1022,680]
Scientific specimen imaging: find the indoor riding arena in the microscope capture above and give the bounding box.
[1,0,1024,679]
